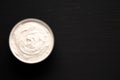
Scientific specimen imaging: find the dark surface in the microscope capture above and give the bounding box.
[0,0,120,80]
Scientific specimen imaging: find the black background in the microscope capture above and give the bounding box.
[0,0,120,80]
